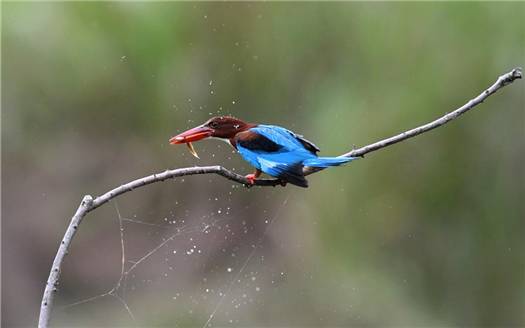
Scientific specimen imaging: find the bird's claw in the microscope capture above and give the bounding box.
[280,179,287,187]
[245,174,257,186]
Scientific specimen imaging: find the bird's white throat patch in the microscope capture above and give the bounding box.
[209,137,235,148]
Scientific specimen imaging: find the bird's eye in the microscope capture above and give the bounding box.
[210,121,219,128]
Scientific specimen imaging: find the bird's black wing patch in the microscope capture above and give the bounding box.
[291,133,320,154]
[235,131,283,153]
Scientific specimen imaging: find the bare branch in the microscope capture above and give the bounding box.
[342,67,523,158]
[303,67,523,175]
[38,67,521,328]
[38,196,93,328]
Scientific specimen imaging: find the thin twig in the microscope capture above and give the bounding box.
[304,67,523,175]
[38,67,521,328]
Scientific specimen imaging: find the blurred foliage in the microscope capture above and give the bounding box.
[2,2,524,327]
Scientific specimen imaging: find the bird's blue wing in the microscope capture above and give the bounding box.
[237,125,314,167]
[249,125,305,151]
[235,126,311,187]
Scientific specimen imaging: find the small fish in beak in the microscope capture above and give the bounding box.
[186,142,199,159]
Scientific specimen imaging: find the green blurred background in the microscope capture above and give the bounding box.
[2,2,524,327]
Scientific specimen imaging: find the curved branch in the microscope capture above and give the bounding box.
[38,67,522,328]
[345,67,523,158]
[38,196,93,328]
[303,66,523,175]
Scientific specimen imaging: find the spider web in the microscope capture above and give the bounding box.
[61,189,293,327]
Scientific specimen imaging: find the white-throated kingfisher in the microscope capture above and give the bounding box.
[169,117,357,188]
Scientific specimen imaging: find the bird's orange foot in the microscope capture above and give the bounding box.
[245,174,257,186]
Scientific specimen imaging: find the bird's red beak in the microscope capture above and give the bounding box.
[169,125,213,145]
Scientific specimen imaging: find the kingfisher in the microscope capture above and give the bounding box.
[169,117,357,188]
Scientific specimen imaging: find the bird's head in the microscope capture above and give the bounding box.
[169,116,253,145]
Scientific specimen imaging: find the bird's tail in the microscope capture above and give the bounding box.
[303,156,358,168]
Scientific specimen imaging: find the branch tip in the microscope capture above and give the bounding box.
[512,67,522,79]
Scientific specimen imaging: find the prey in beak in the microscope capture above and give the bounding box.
[185,142,199,159]
[169,125,213,159]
